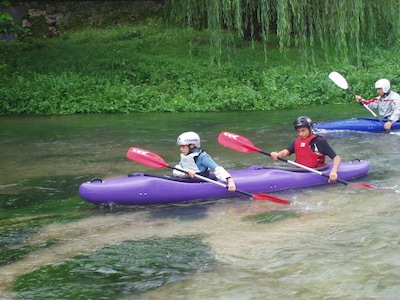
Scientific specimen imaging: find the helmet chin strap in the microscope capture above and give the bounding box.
[383,90,391,97]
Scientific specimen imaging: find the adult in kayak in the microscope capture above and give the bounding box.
[270,116,341,182]
[355,78,400,131]
[173,131,237,192]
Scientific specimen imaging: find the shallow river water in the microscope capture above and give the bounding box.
[1,105,399,299]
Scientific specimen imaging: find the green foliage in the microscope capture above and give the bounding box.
[0,23,399,115]
[165,0,400,64]
[0,1,14,33]
[0,1,29,35]
[13,235,217,299]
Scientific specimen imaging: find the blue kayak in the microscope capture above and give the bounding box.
[313,117,400,133]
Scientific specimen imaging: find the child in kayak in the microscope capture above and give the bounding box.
[355,78,400,131]
[173,131,236,191]
[270,116,341,182]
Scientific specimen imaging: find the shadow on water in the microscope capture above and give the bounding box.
[148,204,210,221]
[0,175,91,211]
[13,235,219,300]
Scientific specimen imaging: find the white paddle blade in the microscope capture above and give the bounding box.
[329,71,348,90]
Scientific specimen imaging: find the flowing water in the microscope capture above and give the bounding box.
[1,105,399,299]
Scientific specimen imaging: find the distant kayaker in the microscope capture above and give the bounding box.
[173,131,237,192]
[270,116,341,182]
[355,78,400,131]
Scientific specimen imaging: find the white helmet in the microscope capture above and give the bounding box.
[177,131,201,147]
[375,78,391,93]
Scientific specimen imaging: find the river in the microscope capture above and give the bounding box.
[1,104,399,299]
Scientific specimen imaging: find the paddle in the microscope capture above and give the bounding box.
[328,71,388,129]
[126,146,291,205]
[218,131,377,189]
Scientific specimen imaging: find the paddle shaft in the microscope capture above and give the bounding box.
[359,100,387,126]
[258,149,350,186]
[336,75,387,128]
[169,165,254,197]
[347,86,387,126]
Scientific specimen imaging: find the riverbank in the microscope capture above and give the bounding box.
[0,17,398,114]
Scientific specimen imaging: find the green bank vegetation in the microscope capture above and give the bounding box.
[0,21,400,115]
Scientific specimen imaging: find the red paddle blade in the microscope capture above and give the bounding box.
[350,183,381,189]
[252,193,292,205]
[218,131,260,153]
[126,147,169,169]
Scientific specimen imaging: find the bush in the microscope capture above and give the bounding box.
[1,24,399,115]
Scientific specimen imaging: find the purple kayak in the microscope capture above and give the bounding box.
[79,160,370,206]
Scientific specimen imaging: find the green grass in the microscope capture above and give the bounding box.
[1,23,400,115]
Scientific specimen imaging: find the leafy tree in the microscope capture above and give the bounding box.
[164,0,400,65]
[0,1,16,34]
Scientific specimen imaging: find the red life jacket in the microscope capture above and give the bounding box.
[294,134,326,168]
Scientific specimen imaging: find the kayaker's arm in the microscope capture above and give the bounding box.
[226,177,236,192]
[214,166,236,192]
[328,155,341,182]
[270,149,290,161]
[172,164,188,178]
[386,92,400,129]
[355,95,369,108]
